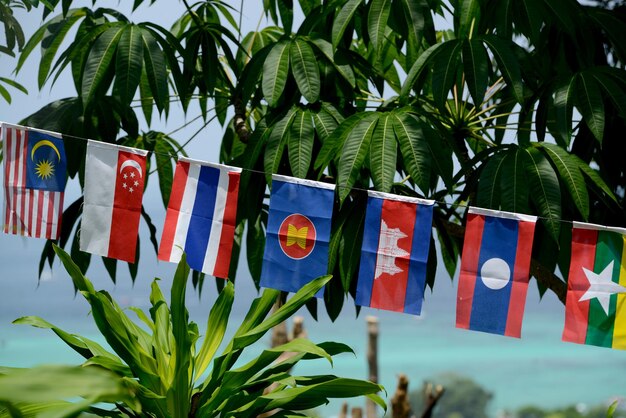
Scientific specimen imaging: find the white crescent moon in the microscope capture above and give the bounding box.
[119,159,143,178]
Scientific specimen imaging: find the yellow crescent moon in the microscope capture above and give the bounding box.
[31,140,61,161]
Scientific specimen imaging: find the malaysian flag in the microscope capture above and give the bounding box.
[2,123,67,240]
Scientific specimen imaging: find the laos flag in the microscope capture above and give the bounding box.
[260,175,335,295]
[355,191,434,315]
[456,207,537,337]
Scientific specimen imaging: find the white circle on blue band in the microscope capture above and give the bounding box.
[480,258,511,290]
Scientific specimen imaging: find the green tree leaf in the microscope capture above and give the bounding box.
[432,40,461,109]
[262,40,291,107]
[289,38,320,103]
[288,108,315,178]
[523,147,561,241]
[462,39,489,105]
[481,35,524,103]
[477,152,506,209]
[500,147,530,214]
[574,72,605,143]
[369,113,396,192]
[392,112,431,193]
[456,0,481,39]
[140,27,169,114]
[367,0,391,61]
[538,143,589,221]
[332,0,363,49]
[114,24,143,107]
[337,113,379,202]
[81,24,125,110]
[400,42,445,100]
[265,108,297,183]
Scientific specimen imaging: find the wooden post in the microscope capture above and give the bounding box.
[391,374,411,418]
[366,316,379,418]
[352,407,363,418]
[339,402,348,418]
[420,382,445,418]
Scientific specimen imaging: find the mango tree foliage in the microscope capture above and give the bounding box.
[9,0,626,318]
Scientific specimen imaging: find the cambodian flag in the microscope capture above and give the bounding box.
[456,207,537,337]
[158,157,241,279]
[260,175,335,295]
[355,191,434,315]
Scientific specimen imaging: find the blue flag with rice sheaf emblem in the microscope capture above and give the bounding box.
[260,174,335,295]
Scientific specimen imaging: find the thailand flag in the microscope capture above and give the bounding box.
[2,123,67,240]
[456,207,537,337]
[158,157,241,279]
[355,191,434,315]
[261,175,335,295]
[80,140,148,263]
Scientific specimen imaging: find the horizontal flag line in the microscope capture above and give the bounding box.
[0,121,607,229]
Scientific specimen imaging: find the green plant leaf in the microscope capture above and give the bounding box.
[393,112,431,193]
[288,108,315,178]
[500,147,530,214]
[309,38,356,88]
[290,38,320,103]
[140,27,169,114]
[550,76,575,145]
[481,35,524,103]
[195,281,235,380]
[575,157,619,205]
[38,10,87,89]
[315,112,368,172]
[81,24,125,110]
[12,316,114,361]
[332,0,363,49]
[369,113,396,192]
[339,199,366,293]
[456,0,480,39]
[0,365,139,410]
[232,275,332,349]
[312,106,339,142]
[367,0,391,61]
[265,108,297,183]
[262,40,291,107]
[432,40,461,109]
[476,152,506,209]
[523,147,561,241]
[574,72,605,144]
[400,0,427,65]
[337,113,379,202]
[538,143,589,220]
[400,42,445,101]
[462,39,489,105]
[169,254,192,418]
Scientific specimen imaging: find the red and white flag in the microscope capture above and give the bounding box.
[80,140,147,262]
[2,123,67,240]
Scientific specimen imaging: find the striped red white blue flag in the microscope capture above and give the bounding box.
[158,157,241,279]
[355,191,434,315]
[456,207,537,337]
[2,123,66,240]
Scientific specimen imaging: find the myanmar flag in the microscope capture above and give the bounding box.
[563,222,626,350]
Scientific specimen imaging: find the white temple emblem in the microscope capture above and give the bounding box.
[374,220,410,279]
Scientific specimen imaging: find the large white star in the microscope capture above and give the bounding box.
[579,260,626,315]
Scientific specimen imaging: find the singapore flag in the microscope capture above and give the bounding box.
[80,140,148,263]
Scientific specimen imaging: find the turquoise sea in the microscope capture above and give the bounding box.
[1,231,625,418]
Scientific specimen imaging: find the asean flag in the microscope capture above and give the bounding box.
[355,191,434,315]
[158,157,241,279]
[80,140,148,263]
[456,207,537,337]
[260,175,335,295]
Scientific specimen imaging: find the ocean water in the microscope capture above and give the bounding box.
[1,232,625,418]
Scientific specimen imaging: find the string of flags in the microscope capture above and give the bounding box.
[2,121,626,351]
